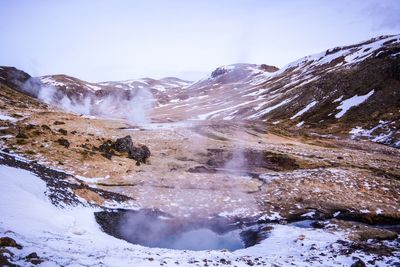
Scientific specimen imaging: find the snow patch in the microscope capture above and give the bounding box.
[0,114,18,122]
[335,90,374,118]
[291,101,318,119]
[349,120,398,146]
[250,98,294,119]
[86,84,102,91]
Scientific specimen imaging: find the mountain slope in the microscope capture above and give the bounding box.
[1,34,399,148]
[152,35,400,147]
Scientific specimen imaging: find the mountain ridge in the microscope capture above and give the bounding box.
[1,34,399,147]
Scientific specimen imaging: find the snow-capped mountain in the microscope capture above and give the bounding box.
[152,35,400,147]
[0,34,399,147]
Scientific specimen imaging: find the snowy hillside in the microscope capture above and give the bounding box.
[152,35,400,147]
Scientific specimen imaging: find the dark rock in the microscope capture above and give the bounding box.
[71,130,77,135]
[211,67,228,78]
[98,141,114,160]
[0,253,16,267]
[101,152,113,160]
[79,143,91,150]
[25,124,36,130]
[128,145,151,165]
[112,135,134,153]
[0,248,14,257]
[25,252,38,259]
[31,130,42,137]
[0,237,22,249]
[58,128,68,135]
[57,138,70,148]
[98,141,112,152]
[25,252,43,265]
[260,64,279,72]
[11,114,24,119]
[325,47,342,55]
[351,258,366,267]
[16,132,28,139]
[112,135,133,153]
[98,136,150,164]
[41,124,52,131]
[246,259,254,266]
[53,121,65,125]
[311,221,326,229]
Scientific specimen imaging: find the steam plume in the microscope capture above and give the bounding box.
[22,78,155,124]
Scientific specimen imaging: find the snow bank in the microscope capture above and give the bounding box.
[335,90,374,118]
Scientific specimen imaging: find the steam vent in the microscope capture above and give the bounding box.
[1,2,400,265]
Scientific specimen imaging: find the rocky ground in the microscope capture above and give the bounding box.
[0,79,399,266]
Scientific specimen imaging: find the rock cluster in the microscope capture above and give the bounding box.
[99,135,150,165]
[0,236,43,265]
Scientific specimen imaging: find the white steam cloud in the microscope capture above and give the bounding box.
[94,88,154,124]
[23,78,155,124]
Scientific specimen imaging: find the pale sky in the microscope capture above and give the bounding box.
[0,0,399,82]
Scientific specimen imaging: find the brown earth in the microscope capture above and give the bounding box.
[1,82,399,225]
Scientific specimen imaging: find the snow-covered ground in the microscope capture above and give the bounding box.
[0,113,18,122]
[0,163,397,266]
[349,120,399,147]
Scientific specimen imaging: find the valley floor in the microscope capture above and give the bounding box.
[0,85,399,266]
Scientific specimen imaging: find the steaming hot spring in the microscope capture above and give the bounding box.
[94,209,268,251]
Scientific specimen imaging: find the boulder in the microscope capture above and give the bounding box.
[129,145,151,165]
[25,252,43,265]
[98,141,113,160]
[0,253,16,267]
[58,128,68,135]
[0,237,22,249]
[351,258,366,267]
[99,136,151,165]
[112,135,134,153]
[57,138,70,148]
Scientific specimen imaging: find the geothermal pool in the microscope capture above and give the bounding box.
[95,209,256,251]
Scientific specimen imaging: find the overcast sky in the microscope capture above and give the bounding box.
[0,0,399,82]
